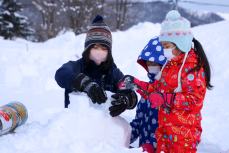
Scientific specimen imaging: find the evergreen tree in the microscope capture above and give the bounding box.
[0,0,34,40]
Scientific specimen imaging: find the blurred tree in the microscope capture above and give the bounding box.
[174,0,179,9]
[114,0,128,30]
[168,0,179,10]
[58,0,105,34]
[32,0,60,40]
[0,0,34,40]
[31,0,105,40]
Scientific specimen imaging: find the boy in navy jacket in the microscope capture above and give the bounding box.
[55,15,137,112]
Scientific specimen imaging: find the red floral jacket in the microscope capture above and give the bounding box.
[137,49,206,146]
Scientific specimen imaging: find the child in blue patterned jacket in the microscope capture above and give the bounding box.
[129,37,167,153]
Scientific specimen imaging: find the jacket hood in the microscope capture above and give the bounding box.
[137,37,167,72]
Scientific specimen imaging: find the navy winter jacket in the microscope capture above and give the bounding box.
[55,58,124,108]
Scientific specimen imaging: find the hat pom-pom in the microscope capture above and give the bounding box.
[92,15,104,24]
[166,10,181,21]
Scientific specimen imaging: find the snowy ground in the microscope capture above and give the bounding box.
[1,20,229,153]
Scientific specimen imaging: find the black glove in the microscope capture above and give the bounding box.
[109,89,138,117]
[73,73,107,104]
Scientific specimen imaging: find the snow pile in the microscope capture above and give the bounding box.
[0,93,141,153]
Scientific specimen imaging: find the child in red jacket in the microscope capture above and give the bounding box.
[119,10,213,153]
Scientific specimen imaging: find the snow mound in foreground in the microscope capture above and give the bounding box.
[0,93,142,153]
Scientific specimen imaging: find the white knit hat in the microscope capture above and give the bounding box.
[159,10,193,53]
[158,10,193,92]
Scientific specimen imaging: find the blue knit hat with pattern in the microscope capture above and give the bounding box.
[159,10,193,53]
[137,37,167,72]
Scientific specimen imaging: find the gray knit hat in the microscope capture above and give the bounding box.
[84,15,112,52]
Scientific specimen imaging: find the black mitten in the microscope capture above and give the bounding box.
[109,89,137,117]
[73,73,107,104]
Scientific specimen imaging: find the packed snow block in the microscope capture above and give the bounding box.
[0,102,28,136]
[69,92,131,148]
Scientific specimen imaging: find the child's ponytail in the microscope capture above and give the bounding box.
[192,38,213,90]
